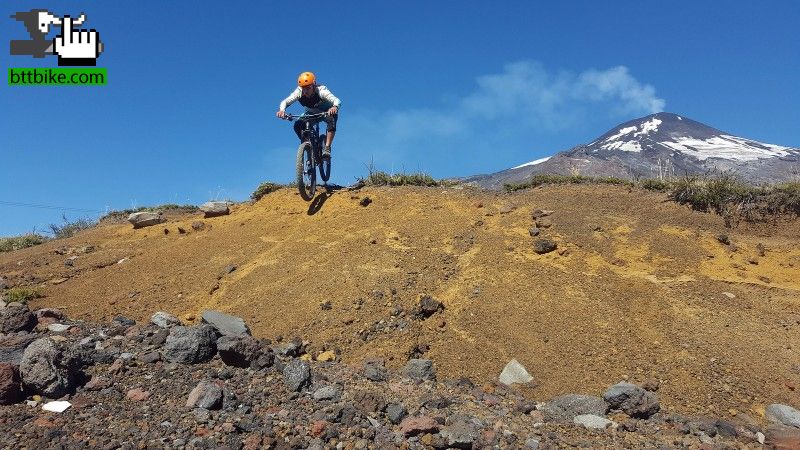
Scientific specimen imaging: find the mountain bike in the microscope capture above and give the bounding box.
[282,112,332,201]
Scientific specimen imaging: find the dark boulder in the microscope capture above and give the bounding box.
[216,335,269,368]
[540,394,608,422]
[0,333,38,365]
[163,325,217,364]
[20,338,83,397]
[603,382,660,418]
[0,304,37,333]
[283,359,311,391]
[201,310,251,337]
[0,363,22,405]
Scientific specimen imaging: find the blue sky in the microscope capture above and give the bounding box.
[2,1,798,236]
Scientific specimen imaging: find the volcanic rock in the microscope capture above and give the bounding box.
[151,311,182,328]
[163,325,217,364]
[283,359,311,391]
[0,363,22,405]
[363,359,388,382]
[440,416,480,448]
[498,359,534,385]
[128,211,165,229]
[403,358,436,381]
[603,382,660,418]
[399,415,439,437]
[0,303,37,333]
[416,296,444,318]
[186,380,223,409]
[19,337,82,397]
[386,402,408,424]
[541,394,609,422]
[574,414,616,429]
[126,388,151,401]
[765,425,800,449]
[200,201,230,218]
[216,335,266,368]
[201,310,251,337]
[766,404,800,429]
[0,333,38,365]
[533,238,557,254]
[312,385,340,401]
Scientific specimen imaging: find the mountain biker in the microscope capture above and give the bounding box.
[276,72,341,160]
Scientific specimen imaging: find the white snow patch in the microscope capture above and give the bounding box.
[605,126,637,142]
[633,118,662,137]
[662,134,793,161]
[601,140,642,152]
[512,156,552,169]
[677,116,683,120]
[597,118,661,153]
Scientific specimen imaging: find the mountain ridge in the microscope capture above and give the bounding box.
[465,112,800,189]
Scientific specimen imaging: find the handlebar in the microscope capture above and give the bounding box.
[280,112,329,122]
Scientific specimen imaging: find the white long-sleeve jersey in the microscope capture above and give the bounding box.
[278,85,341,112]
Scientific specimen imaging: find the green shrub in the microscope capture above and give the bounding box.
[764,182,800,216]
[251,182,284,201]
[597,176,634,187]
[355,160,440,188]
[49,214,96,239]
[439,178,463,188]
[668,173,800,226]
[639,178,672,191]
[0,234,47,253]
[358,170,439,187]
[670,173,755,214]
[506,174,673,192]
[4,287,42,304]
[504,173,631,191]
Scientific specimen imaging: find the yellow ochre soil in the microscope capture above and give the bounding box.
[3,184,799,421]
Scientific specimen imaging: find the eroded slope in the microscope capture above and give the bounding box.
[2,185,799,420]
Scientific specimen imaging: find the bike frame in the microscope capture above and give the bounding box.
[290,113,327,161]
[299,119,322,159]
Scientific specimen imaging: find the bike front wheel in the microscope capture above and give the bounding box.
[296,141,316,201]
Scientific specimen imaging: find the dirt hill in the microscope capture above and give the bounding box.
[2,184,799,421]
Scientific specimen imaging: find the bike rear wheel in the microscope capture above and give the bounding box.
[319,134,331,182]
[319,158,331,182]
[296,141,316,201]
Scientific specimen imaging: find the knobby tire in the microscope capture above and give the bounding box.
[296,141,316,201]
[319,159,331,182]
[319,134,331,182]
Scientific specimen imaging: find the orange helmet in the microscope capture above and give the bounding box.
[297,72,316,87]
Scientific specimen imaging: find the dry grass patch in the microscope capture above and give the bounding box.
[4,287,43,304]
[0,234,47,253]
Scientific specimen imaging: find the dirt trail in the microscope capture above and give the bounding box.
[3,184,799,420]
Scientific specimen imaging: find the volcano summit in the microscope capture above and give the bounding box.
[466,112,800,189]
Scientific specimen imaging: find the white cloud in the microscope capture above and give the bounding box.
[461,61,665,128]
[461,61,564,120]
[574,66,665,114]
[339,60,665,175]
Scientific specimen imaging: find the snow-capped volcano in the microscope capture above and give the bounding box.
[588,113,794,162]
[463,112,799,189]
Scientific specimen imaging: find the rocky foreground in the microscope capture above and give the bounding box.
[2,301,800,449]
